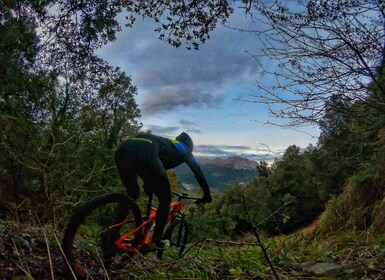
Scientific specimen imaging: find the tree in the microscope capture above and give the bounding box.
[0,0,233,222]
[29,0,232,63]
[0,2,53,202]
[267,145,322,233]
[242,0,385,135]
[256,160,271,177]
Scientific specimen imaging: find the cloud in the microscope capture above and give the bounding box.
[140,85,224,114]
[179,120,197,126]
[179,120,201,134]
[143,119,202,136]
[144,124,180,135]
[195,144,245,156]
[100,10,260,115]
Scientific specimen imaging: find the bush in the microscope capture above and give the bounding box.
[319,148,385,234]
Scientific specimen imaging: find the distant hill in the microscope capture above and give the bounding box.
[174,156,258,192]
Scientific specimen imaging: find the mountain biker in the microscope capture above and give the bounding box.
[115,132,212,250]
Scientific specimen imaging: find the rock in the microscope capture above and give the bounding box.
[293,262,346,278]
[21,238,30,249]
[20,233,32,239]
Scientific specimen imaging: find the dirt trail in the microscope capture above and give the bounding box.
[0,220,65,279]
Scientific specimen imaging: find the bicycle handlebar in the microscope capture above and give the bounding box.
[172,191,200,201]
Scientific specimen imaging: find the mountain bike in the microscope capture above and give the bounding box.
[62,191,198,279]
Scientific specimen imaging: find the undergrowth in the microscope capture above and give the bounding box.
[2,219,385,279]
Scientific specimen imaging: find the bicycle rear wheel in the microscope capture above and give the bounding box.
[157,218,188,260]
[62,193,142,279]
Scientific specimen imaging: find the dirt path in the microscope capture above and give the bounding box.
[0,220,66,279]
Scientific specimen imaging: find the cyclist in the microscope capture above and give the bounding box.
[115,132,212,251]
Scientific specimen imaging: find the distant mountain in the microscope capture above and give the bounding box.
[175,156,258,192]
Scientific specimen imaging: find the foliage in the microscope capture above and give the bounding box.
[0,0,233,225]
[316,63,385,234]
[3,218,385,279]
[187,97,384,237]
[319,147,385,234]
[185,100,378,238]
[187,144,324,239]
[267,145,322,233]
[2,1,385,278]
[0,1,142,225]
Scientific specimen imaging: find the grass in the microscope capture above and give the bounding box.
[112,242,270,279]
[126,231,385,280]
[3,218,385,279]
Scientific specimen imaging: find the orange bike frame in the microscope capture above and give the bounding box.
[114,200,183,254]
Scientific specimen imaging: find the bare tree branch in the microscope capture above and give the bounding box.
[239,0,385,134]
[242,194,280,280]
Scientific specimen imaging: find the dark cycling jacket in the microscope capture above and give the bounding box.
[134,133,210,196]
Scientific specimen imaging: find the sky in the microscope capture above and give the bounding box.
[98,8,319,162]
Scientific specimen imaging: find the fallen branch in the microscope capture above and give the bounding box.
[204,238,259,246]
[242,195,280,280]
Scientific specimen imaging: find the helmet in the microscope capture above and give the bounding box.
[176,132,194,152]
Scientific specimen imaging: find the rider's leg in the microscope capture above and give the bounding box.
[152,184,171,246]
[115,144,140,200]
[140,158,171,246]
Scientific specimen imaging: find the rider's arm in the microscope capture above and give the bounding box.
[185,155,212,202]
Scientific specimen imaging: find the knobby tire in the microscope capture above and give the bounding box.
[62,193,142,280]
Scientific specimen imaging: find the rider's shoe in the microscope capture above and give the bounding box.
[156,239,170,250]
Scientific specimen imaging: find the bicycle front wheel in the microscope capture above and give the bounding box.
[62,193,142,280]
[157,218,188,260]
